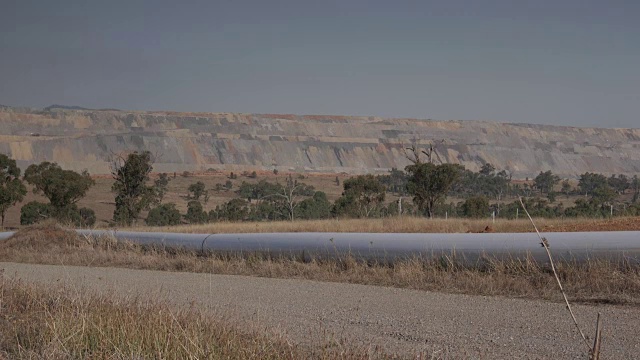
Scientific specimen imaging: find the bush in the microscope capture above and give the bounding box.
[146,203,182,226]
[184,201,208,224]
[461,196,490,218]
[20,201,53,225]
[75,207,96,227]
[20,202,96,227]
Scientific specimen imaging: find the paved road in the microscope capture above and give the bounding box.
[2,262,639,359]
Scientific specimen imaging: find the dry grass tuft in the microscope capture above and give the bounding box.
[0,274,387,359]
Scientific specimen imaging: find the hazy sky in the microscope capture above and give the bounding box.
[1,0,638,128]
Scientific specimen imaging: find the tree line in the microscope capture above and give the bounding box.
[1,149,638,228]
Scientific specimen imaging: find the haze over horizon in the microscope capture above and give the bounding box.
[1,0,638,128]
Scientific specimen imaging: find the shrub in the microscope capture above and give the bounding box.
[461,196,490,218]
[75,207,96,227]
[146,203,182,226]
[184,201,208,224]
[20,201,53,225]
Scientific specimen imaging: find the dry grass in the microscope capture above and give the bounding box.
[0,274,387,359]
[123,216,610,234]
[2,224,639,307]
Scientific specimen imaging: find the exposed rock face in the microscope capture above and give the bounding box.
[0,107,639,178]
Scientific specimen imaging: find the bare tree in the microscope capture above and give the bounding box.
[261,177,304,221]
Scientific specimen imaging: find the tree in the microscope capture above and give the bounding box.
[297,191,331,220]
[479,163,495,176]
[20,201,52,225]
[561,180,572,197]
[146,203,181,226]
[578,172,608,196]
[24,161,94,222]
[0,154,27,227]
[591,184,617,206]
[333,175,386,218]
[188,181,207,201]
[154,173,171,203]
[632,175,640,203]
[461,196,490,218]
[214,198,248,221]
[184,200,208,224]
[406,162,463,218]
[377,168,408,195]
[533,171,560,195]
[261,177,309,221]
[76,207,97,227]
[111,151,157,226]
[608,174,630,194]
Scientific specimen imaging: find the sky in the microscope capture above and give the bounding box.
[1,0,638,128]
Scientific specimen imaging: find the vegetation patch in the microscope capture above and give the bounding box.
[0,274,385,359]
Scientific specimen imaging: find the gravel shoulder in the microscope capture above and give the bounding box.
[2,262,639,359]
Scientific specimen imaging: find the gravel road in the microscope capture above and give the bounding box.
[2,262,639,359]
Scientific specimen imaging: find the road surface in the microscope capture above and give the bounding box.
[2,262,639,359]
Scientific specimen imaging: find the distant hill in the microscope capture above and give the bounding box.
[0,106,638,178]
[44,104,91,111]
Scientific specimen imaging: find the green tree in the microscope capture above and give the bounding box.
[76,207,97,227]
[632,175,640,203]
[333,175,386,218]
[0,154,27,227]
[24,162,94,222]
[578,172,608,196]
[376,168,408,195]
[184,200,208,224]
[20,201,52,225]
[591,184,617,206]
[146,203,182,226]
[533,170,560,195]
[561,179,572,197]
[406,162,464,218]
[188,181,207,201]
[297,191,331,219]
[111,151,157,226]
[479,163,496,176]
[461,196,489,218]
[153,173,171,203]
[215,198,248,221]
[608,174,630,194]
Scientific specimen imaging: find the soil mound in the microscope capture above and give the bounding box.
[0,224,86,252]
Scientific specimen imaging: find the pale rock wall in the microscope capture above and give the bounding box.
[0,108,639,178]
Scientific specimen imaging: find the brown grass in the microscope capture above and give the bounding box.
[0,274,387,359]
[123,216,613,234]
[2,224,639,307]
